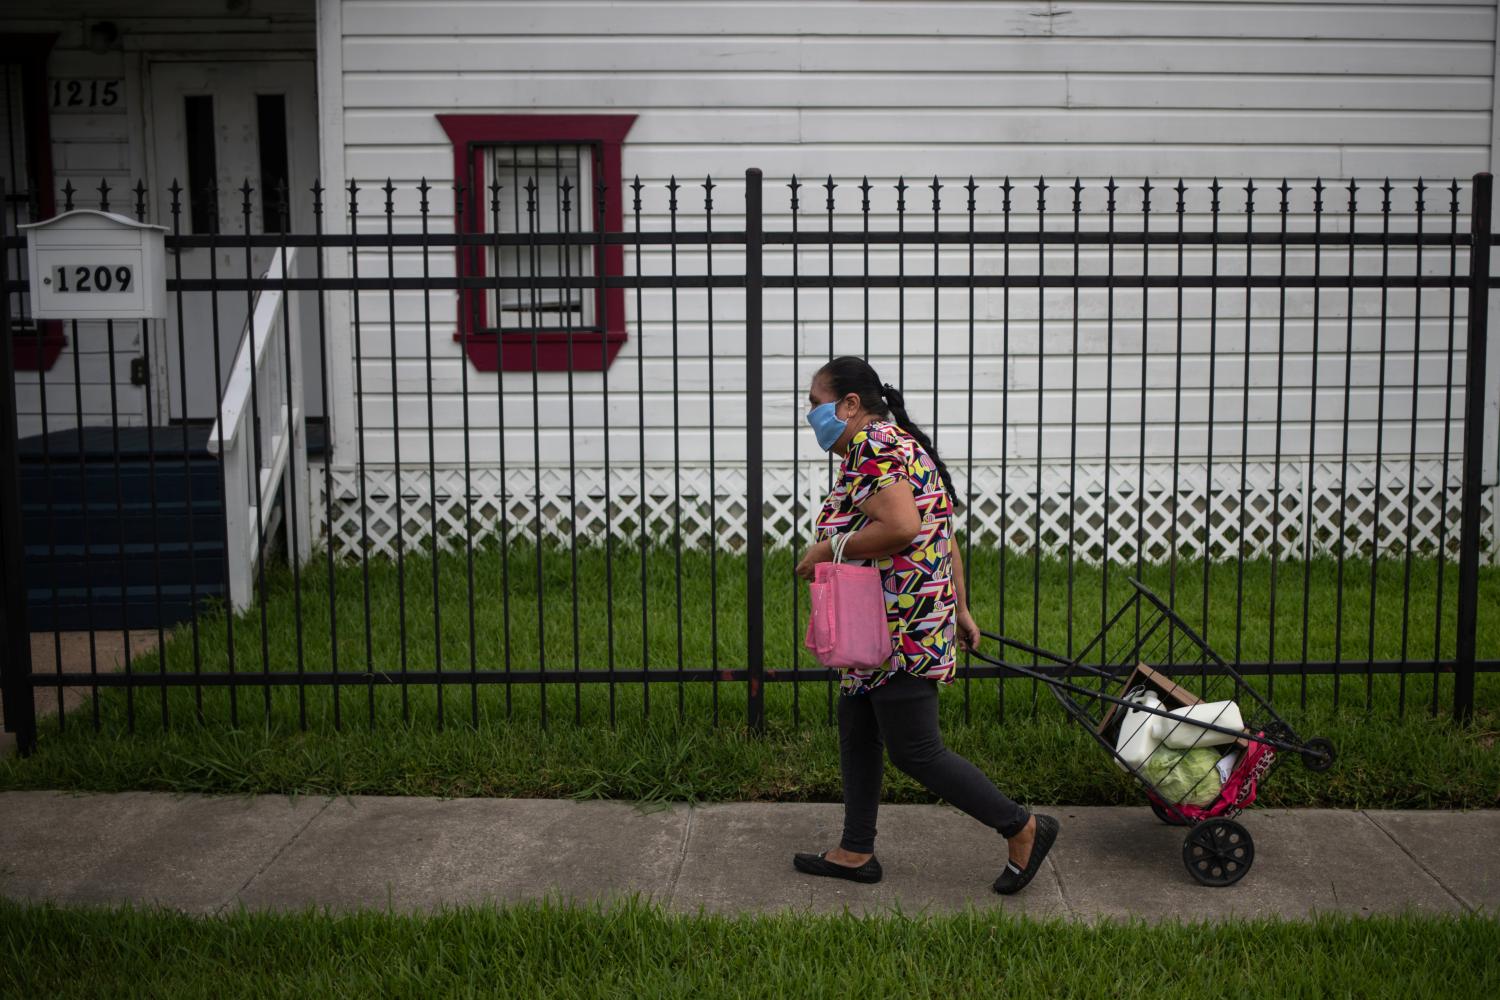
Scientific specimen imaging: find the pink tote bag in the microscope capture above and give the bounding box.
[803,533,892,671]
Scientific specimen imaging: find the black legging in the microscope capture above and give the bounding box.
[838,669,1031,853]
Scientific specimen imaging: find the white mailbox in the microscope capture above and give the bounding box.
[21,210,168,320]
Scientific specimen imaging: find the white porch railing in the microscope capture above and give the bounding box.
[206,247,311,612]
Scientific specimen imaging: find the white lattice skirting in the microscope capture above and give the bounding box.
[310,461,1498,565]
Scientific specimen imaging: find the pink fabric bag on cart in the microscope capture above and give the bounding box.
[1147,731,1276,822]
[803,533,891,671]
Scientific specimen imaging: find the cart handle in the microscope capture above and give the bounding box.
[967,644,1310,754]
[977,630,1122,682]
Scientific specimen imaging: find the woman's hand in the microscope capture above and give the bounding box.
[794,538,835,580]
[955,607,981,652]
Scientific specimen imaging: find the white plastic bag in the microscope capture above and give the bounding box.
[1214,750,1239,784]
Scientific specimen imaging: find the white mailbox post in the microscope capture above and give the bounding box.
[21,210,168,320]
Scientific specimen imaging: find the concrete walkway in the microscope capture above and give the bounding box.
[1,791,1495,921]
[0,631,162,757]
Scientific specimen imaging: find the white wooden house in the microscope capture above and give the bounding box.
[4,1,1499,625]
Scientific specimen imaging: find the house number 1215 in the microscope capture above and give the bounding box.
[50,79,122,109]
[49,265,134,293]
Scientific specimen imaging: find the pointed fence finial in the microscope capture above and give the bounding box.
[168,179,183,229]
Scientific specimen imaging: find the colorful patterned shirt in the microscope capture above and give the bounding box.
[814,420,958,696]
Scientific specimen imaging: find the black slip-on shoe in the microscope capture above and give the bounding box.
[792,851,883,884]
[992,814,1059,896]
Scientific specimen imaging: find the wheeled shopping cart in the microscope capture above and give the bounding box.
[972,579,1335,887]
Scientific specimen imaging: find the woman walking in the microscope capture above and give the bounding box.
[792,356,1058,895]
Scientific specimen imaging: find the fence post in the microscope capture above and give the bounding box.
[0,178,38,756]
[745,167,765,733]
[1455,171,1491,724]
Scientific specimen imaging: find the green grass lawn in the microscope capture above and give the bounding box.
[3,897,1496,999]
[4,543,1497,807]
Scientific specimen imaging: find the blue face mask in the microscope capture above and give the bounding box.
[806,401,847,452]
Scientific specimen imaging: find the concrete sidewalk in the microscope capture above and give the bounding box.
[1,791,1495,921]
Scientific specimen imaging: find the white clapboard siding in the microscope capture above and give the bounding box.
[339,2,1490,39]
[344,286,1467,332]
[329,421,1463,470]
[349,382,1461,435]
[341,38,1493,77]
[326,209,1475,464]
[315,0,1500,561]
[350,344,1471,399]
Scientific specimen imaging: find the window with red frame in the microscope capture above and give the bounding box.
[2,35,63,372]
[438,114,636,372]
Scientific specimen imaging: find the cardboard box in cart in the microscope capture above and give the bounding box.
[1097,663,1252,754]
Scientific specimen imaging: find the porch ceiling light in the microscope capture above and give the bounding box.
[87,21,120,54]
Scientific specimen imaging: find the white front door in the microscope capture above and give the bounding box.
[148,59,321,421]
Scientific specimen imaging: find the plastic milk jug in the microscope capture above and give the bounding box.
[1160,700,1245,750]
[1115,688,1165,772]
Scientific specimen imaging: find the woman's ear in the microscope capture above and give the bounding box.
[839,392,860,418]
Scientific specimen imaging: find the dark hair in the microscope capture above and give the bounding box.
[815,356,956,502]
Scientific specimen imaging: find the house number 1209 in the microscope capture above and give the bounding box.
[48,265,134,293]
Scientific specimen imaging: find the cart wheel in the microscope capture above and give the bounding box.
[1149,798,1190,826]
[1301,737,1335,772]
[1183,819,1254,887]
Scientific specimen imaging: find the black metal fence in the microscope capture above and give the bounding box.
[1,168,1496,753]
